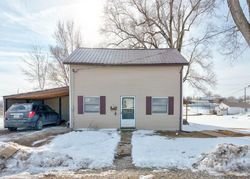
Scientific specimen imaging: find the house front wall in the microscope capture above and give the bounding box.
[70,64,182,130]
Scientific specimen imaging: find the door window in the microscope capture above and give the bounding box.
[122,97,135,119]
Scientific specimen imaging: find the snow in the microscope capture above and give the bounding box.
[0,130,120,176]
[194,144,250,175]
[132,130,250,171]
[183,114,250,132]
[0,126,67,142]
[139,174,154,179]
[184,106,211,115]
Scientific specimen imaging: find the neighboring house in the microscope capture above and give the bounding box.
[63,48,188,130]
[187,98,218,115]
[216,101,250,115]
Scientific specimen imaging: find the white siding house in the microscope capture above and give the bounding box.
[216,101,250,115]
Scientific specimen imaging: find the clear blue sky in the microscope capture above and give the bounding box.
[0,0,249,98]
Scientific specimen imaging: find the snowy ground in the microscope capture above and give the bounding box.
[1,114,250,177]
[0,126,68,143]
[183,114,250,132]
[132,130,250,175]
[0,129,120,177]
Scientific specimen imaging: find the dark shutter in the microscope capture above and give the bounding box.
[100,96,106,115]
[146,96,152,115]
[168,96,174,115]
[78,96,84,114]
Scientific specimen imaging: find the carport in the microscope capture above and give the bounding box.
[3,86,69,121]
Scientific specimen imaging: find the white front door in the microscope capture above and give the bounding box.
[120,96,135,128]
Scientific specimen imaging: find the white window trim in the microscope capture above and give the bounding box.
[152,97,168,114]
[84,96,100,113]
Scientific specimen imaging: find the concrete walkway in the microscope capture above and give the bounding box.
[114,131,135,170]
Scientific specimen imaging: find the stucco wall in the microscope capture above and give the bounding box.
[70,64,182,130]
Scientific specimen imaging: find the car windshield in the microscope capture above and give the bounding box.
[8,104,32,112]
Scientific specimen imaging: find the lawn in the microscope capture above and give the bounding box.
[0,129,120,176]
[132,130,250,175]
[183,114,250,132]
[1,114,250,177]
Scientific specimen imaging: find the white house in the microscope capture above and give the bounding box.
[63,48,189,130]
[216,101,250,115]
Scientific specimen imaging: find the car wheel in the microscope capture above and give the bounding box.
[35,119,43,130]
[8,127,17,131]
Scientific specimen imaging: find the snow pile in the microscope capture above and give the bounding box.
[0,130,120,176]
[0,142,31,171]
[132,130,250,170]
[193,144,250,174]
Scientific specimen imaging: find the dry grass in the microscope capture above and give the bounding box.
[155,130,215,138]
[216,130,250,137]
[155,130,250,138]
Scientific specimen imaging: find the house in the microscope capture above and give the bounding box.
[216,101,250,115]
[187,97,219,115]
[63,48,188,130]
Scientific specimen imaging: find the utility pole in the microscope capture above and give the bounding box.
[244,85,250,112]
[244,85,250,102]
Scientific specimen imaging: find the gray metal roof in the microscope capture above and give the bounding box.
[222,101,250,108]
[63,48,189,65]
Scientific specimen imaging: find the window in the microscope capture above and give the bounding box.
[152,97,168,113]
[84,97,100,113]
[8,104,32,112]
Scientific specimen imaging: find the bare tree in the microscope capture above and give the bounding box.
[49,20,82,87]
[227,0,250,46]
[102,0,217,93]
[22,45,49,90]
[217,1,249,61]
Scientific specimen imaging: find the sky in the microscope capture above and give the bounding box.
[0,0,249,99]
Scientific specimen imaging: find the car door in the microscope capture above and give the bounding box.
[39,105,49,125]
[45,105,58,124]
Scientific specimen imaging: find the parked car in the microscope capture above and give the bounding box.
[4,103,61,131]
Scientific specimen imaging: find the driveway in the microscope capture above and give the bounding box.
[0,126,70,146]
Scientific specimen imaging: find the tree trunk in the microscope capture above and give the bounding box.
[227,0,250,46]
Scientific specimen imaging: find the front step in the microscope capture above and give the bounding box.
[119,127,136,132]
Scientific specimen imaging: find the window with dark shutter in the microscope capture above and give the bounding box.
[146,96,152,115]
[84,97,100,113]
[168,96,174,115]
[152,97,168,113]
[78,96,84,114]
[100,96,106,114]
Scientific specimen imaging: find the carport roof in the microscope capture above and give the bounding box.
[3,86,69,100]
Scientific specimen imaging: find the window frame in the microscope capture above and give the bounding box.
[84,96,100,113]
[151,97,168,114]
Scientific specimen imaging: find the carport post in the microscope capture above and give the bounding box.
[3,98,7,113]
[59,97,62,119]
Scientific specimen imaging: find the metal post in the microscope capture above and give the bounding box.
[244,85,250,112]
[244,87,247,102]
[186,100,188,122]
[59,97,62,120]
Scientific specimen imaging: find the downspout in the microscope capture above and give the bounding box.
[179,66,183,131]
[69,65,74,129]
